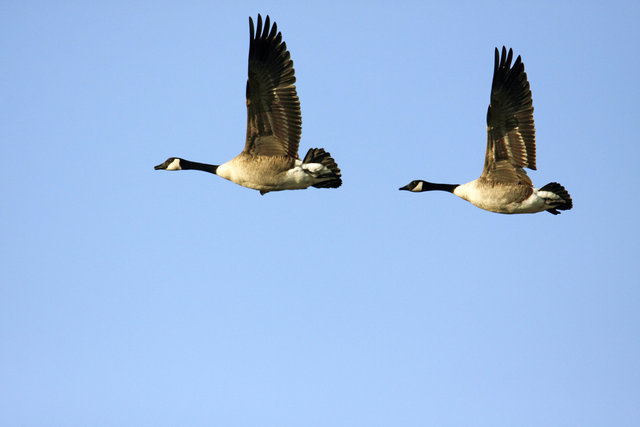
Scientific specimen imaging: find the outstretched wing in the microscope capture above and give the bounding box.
[482,47,536,184]
[243,15,301,158]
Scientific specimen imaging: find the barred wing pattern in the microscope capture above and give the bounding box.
[244,14,301,158]
[483,47,536,184]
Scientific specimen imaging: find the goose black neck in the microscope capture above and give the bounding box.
[182,160,218,174]
[425,182,458,193]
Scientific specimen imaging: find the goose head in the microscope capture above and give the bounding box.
[155,157,183,171]
[399,180,428,192]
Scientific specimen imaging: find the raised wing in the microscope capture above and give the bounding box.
[244,15,301,158]
[482,47,536,184]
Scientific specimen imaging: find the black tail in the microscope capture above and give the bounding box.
[303,148,342,189]
[540,182,573,215]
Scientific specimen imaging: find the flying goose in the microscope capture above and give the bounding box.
[400,47,572,215]
[155,15,341,195]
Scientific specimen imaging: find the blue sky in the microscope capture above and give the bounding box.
[2,1,639,425]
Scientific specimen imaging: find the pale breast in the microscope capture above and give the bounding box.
[454,179,534,214]
[216,154,304,191]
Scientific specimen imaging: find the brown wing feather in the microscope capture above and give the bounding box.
[483,47,536,184]
[244,15,301,158]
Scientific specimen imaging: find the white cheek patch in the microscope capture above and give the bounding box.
[412,181,423,192]
[166,158,182,170]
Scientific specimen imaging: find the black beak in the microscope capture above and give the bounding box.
[399,184,411,191]
[154,163,165,170]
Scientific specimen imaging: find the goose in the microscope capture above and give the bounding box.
[400,47,572,215]
[155,15,341,195]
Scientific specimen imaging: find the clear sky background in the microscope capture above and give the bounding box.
[2,1,639,426]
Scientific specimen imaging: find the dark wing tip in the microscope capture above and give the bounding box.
[493,46,525,84]
[250,14,280,43]
[264,15,270,38]
[495,46,514,71]
[249,14,273,41]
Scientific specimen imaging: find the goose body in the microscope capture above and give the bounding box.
[215,154,334,193]
[452,180,568,214]
[400,47,572,215]
[154,15,341,195]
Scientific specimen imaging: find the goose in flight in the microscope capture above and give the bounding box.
[400,47,572,215]
[155,15,341,195]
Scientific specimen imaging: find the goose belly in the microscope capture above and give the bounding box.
[216,156,315,191]
[504,193,548,213]
[453,181,545,214]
